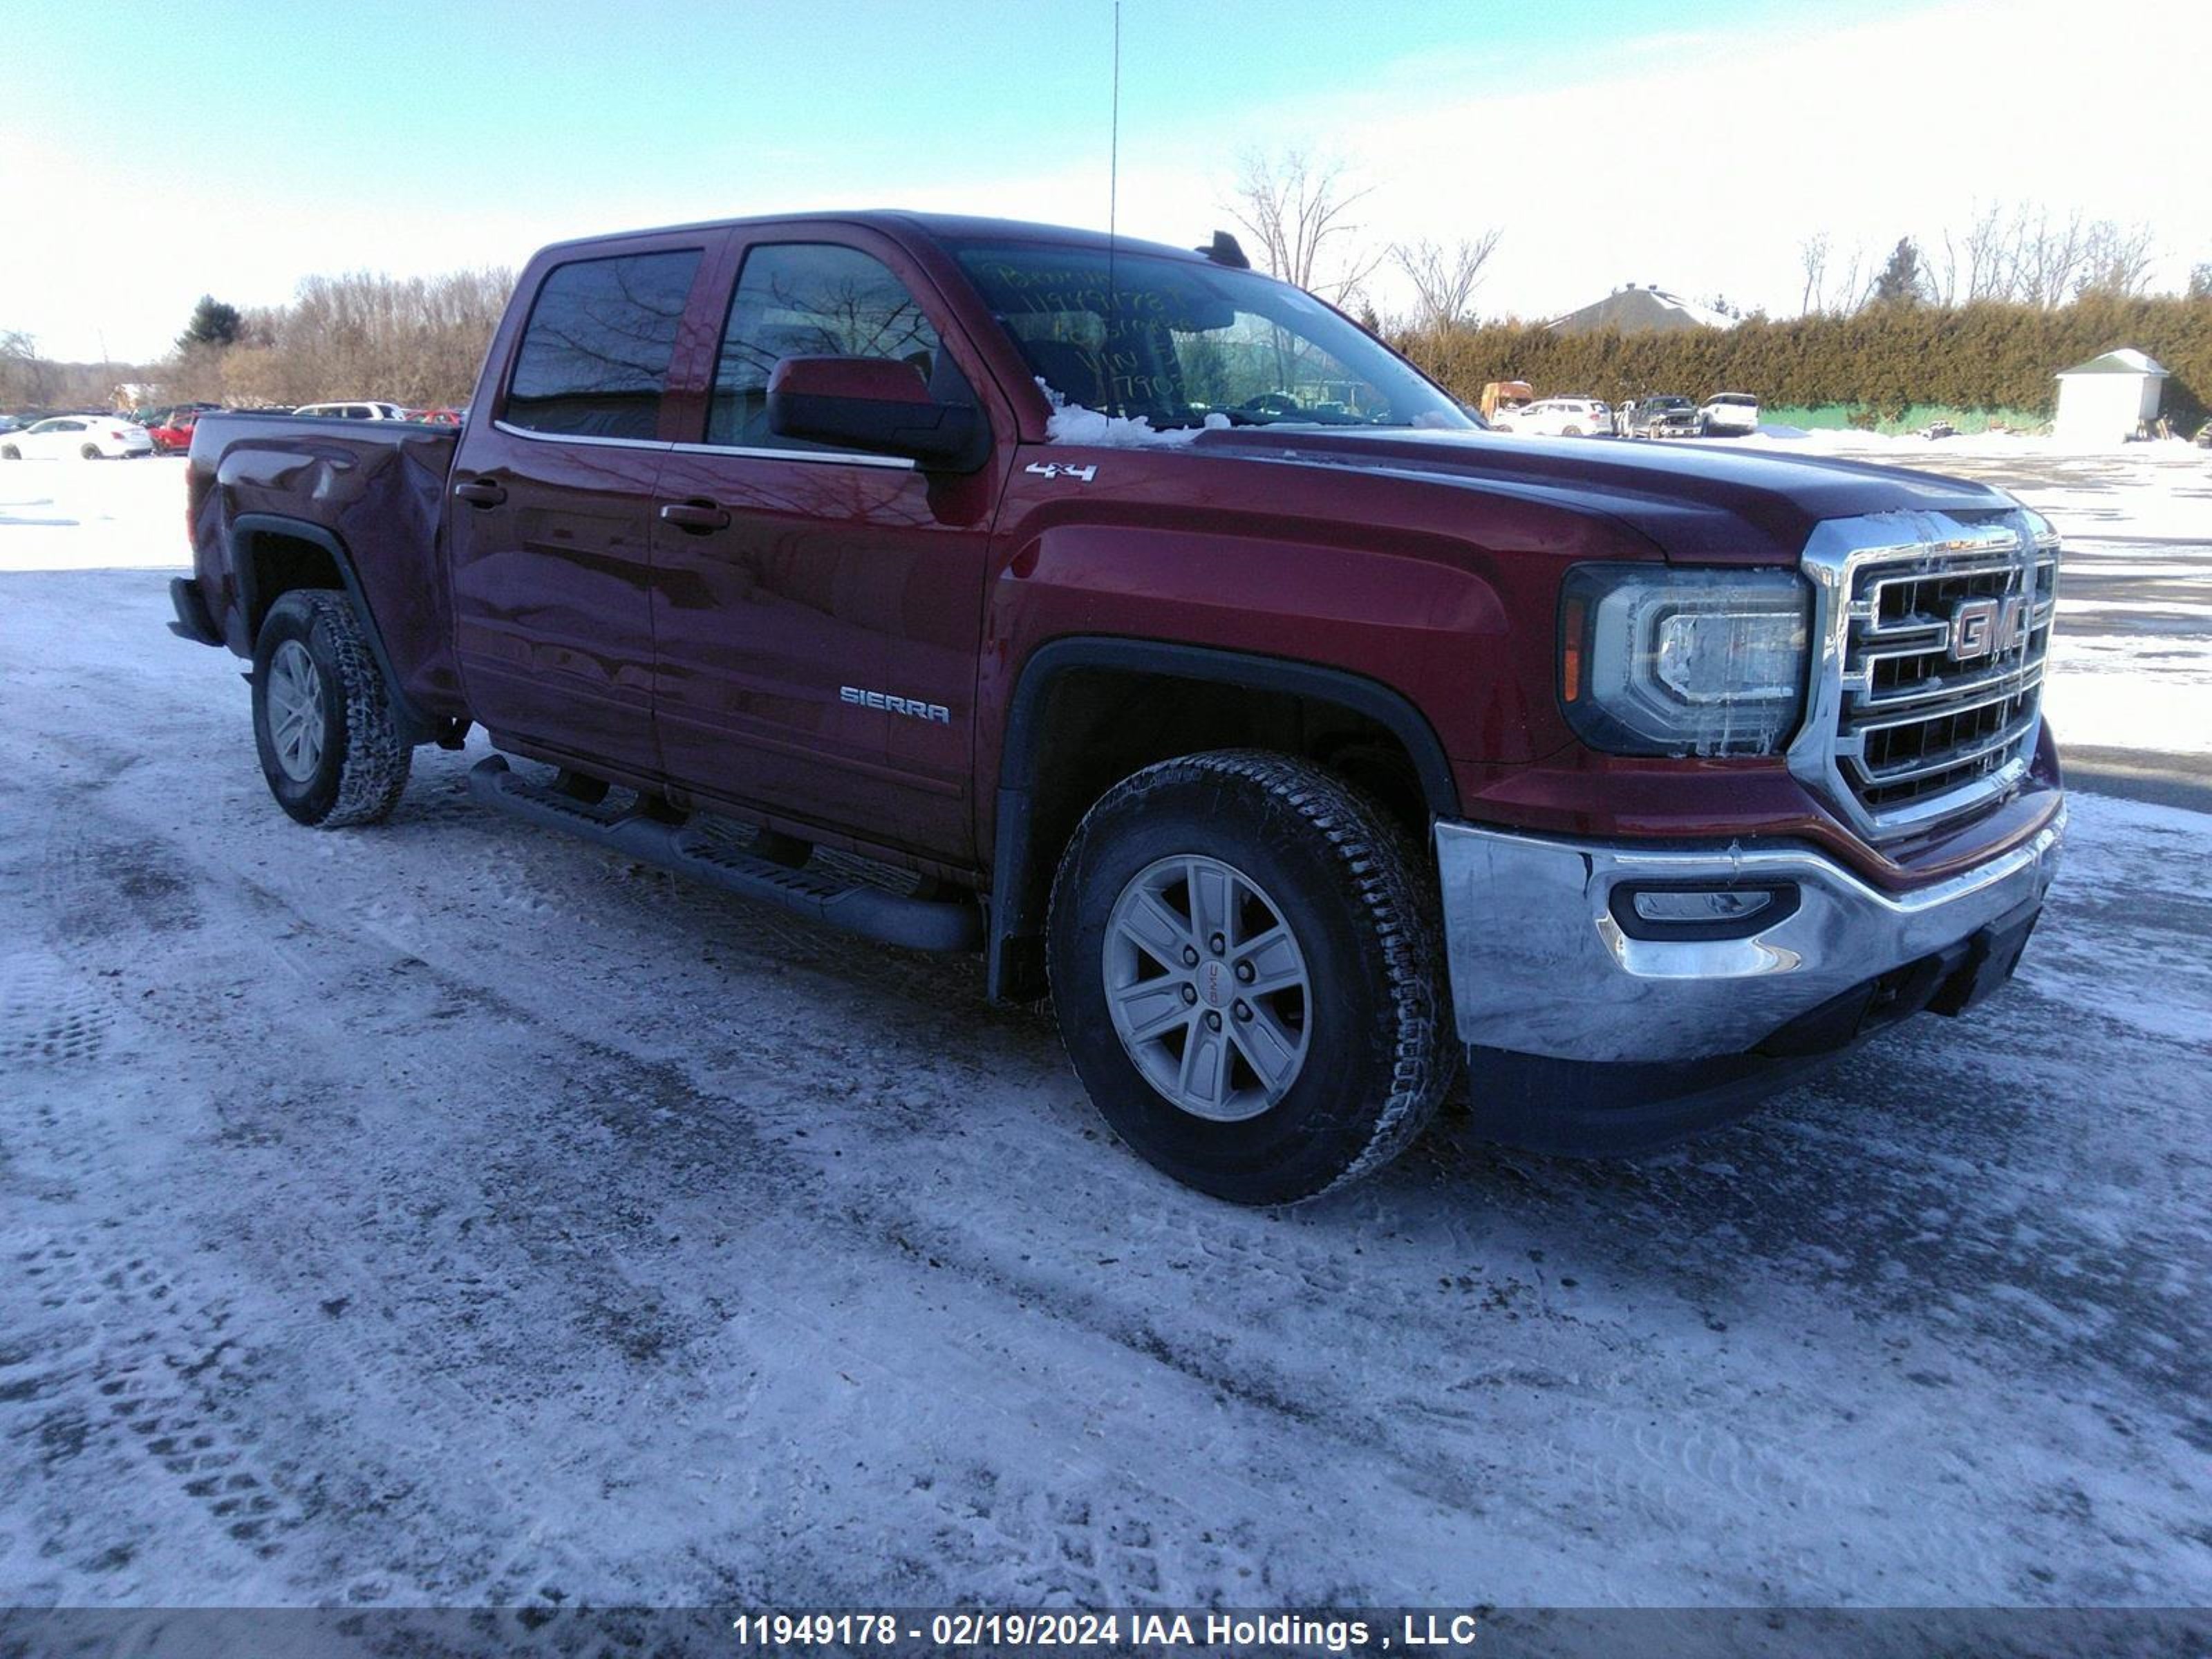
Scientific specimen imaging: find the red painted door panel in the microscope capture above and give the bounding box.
[449,424,669,770]
[650,449,993,856]
[648,235,997,861]
[448,241,711,775]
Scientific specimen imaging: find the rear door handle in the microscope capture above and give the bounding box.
[659,498,731,534]
[453,477,507,507]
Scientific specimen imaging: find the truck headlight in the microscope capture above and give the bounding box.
[1559,565,1809,756]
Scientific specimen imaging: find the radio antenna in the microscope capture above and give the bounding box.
[1109,0,1121,246]
[1106,0,1121,410]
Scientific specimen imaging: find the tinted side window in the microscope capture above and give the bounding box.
[709,243,971,451]
[506,248,704,440]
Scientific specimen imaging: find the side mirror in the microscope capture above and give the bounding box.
[766,356,985,469]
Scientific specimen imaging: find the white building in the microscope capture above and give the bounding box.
[2052,348,2168,444]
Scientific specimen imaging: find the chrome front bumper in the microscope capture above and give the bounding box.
[1433,807,2065,1065]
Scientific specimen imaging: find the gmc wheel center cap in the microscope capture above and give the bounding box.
[1199,960,1228,1007]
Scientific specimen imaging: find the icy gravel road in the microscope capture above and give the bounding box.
[1,456,2209,1622]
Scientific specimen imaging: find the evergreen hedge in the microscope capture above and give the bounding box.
[1396,295,2212,428]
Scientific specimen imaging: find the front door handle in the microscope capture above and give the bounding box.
[659,498,731,534]
[453,477,507,507]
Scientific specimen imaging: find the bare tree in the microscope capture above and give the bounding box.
[1798,233,1829,316]
[1798,234,1874,315]
[1390,232,1503,330]
[2014,207,2090,308]
[1957,201,2016,304]
[2075,219,2157,299]
[1224,149,1387,304]
[1,329,57,406]
[152,267,516,409]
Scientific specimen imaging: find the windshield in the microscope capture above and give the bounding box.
[954,241,1472,432]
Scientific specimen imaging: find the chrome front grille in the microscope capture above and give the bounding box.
[1792,511,2059,843]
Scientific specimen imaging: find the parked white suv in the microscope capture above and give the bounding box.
[1698,392,1760,436]
[292,401,409,421]
[1494,397,1611,438]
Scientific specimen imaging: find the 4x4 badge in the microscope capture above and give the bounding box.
[1025,462,1097,483]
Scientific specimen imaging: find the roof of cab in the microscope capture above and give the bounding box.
[530,210,1213,266]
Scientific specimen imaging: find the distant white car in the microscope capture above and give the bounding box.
[1494,397,1612,438]
[1698,392,1760,436]
[0,415,156,460]
[292,401,409,421]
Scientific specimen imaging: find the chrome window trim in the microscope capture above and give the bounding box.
[489,420,919,471]
[668,440,915,471]
[1788,508,2059,844]
[491,420,672,453]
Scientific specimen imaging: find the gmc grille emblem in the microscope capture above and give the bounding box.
[1947,594,2025,662]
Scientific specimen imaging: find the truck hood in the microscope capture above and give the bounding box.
[1183,426,2017,565]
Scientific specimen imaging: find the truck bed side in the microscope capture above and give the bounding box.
[185,415,467,724]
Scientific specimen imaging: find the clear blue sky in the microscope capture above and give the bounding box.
[3,0,2200,362]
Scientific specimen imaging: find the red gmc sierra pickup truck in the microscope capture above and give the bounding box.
[173,212,2065,1203]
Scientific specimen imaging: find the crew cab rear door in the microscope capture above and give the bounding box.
[646,226,1006,864]
[446,232,719,778]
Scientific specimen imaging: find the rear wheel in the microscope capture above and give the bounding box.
[251,591,411,827]
[79,443,101,460]
[1562,424,1584,437]
[1047,750,1450,1204]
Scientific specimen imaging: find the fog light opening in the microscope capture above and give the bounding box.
[1609,880,1801,941]
[1634,889,1770,924]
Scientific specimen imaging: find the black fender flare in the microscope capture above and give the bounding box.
[984,636,1460,1001]
[228,512,433,744]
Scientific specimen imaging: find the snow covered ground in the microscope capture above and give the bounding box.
[1,453,2208,1627]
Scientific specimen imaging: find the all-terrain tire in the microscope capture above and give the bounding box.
[1047,749,1451,1205]
[251,590,411,827]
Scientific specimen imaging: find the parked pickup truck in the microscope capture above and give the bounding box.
[1620,394,1705,439]
[173,211,2065,1203]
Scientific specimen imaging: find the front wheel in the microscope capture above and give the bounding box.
[252,591,411,826]
[0,446,19,461]
[1047,751,1450,1204]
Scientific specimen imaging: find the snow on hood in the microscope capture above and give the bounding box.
[1039,379,1230,448]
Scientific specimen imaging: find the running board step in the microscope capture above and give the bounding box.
[467,756,981,953]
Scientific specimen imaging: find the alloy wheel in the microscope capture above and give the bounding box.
[1102,854,1312,1122]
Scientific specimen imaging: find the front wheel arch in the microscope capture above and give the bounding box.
[984,638,1462,1003]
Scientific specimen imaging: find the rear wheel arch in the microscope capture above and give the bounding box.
[984,637,1460,1002]
[229,514,431,743]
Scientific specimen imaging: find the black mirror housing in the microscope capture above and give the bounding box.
[766,357,986,470]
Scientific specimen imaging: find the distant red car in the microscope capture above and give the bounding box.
[147,408,218,453]
[411,407,465,427]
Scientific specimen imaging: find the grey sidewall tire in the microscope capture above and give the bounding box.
[1048,752,1447,1205]
[250,592,410,827]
